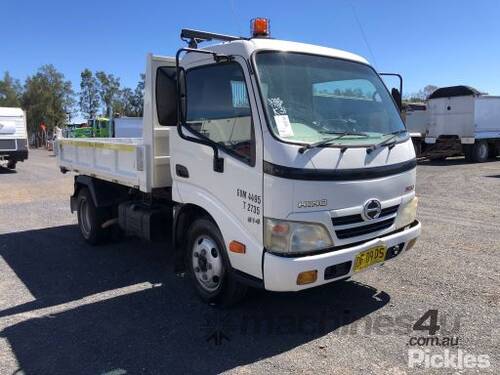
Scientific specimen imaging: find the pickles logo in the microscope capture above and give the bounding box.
[297,199,327,209]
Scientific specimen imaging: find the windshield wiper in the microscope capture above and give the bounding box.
[366,130,408,154]
[298,131,368,154]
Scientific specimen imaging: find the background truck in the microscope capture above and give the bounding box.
[0,107,28,169]
[114,117,143,138]
[409,86,500,162]
[65,117,111,138]
[57,20,421,305]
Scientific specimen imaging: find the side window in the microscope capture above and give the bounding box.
[185,62,254,164]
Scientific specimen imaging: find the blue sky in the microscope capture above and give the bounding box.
[2,0,500,117]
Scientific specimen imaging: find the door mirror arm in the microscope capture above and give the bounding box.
[177,125,225,173]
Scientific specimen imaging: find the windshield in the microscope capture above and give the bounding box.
[254,52,406,145]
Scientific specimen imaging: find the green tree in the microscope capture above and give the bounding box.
[132,73,145,117]
[79,69,99,119]
[406,84,439,102]
[112,74,145,117]
[116,87,135,116]
[22,65,75,134]
[0,72,23,107]
[96,71,120,116]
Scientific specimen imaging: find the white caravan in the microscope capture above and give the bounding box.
[0,107,28,169]
[57,21,421,305]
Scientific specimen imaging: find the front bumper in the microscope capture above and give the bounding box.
[263,220,421,291]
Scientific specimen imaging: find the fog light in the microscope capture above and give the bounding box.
[406,238,417,251]
[297,270,318,285]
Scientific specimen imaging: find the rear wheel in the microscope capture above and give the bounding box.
[465,141,489,163]
[6,160,16,169]
[77,188,111,245]
[187,218,247,306]
[488,143,498,159]
[471,141,489,163]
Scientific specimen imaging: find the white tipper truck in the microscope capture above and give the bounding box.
[57,20,421,305]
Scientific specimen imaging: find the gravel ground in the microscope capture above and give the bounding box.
[0,149,498,375]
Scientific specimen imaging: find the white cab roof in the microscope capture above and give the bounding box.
[183,38,370,67]
[246,38,369,65]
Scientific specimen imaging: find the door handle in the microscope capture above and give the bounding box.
[175,164,189,178]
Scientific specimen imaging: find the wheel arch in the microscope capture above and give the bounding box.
[172,203,217,273]
[71,175,129,212]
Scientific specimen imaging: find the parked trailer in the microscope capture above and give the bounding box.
[0,107,28,169]
[412,86,500,162]
[57,20,421,305]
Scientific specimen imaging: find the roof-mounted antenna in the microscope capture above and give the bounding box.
[180,29,240,49]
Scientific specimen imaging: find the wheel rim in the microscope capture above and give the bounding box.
[79,199,92,237]
[192,235,224,292]
[479,143,488,160]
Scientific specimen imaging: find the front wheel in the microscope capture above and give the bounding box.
[6,160,16,169]
[187,218,247,306]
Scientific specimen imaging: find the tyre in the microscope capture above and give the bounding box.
[6,160,16,169]
[463,145,473,162]
[470,141,489,163]
[76,188,111,245]
[187,218,247,306]
[488,143,498,159]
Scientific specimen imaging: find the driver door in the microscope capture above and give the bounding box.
[170,56,264,278]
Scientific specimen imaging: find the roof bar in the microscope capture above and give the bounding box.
[180,29,240,48]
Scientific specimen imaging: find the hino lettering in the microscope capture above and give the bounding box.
[297,199,328,208]
[56,18,421,306]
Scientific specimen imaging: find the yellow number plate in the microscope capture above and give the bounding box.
[353,245,387,272]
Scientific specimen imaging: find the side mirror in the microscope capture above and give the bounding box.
[391,88,402,112]
[175,65,224,173]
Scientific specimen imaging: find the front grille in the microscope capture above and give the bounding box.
[335,218,395,239]
[332,204,399,239]
[0,139,16,150]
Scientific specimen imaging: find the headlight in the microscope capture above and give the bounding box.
[264,218,333,254]
[394,197,418,229]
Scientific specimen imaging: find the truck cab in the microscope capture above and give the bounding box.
[59,21,420,305]
[168,23,420,301]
